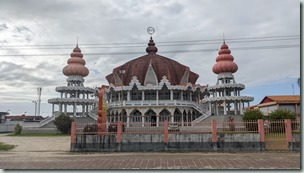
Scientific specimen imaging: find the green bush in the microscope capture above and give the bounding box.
[14,124,22,134]
[242,109,264,121]
[53,113,72,134]
[242,110,263,131]
[266,109,296,132]
[267,109,296,121]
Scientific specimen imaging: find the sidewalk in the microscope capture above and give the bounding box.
[0,134,300,169]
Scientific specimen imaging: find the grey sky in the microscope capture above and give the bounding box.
[0,0,300,116]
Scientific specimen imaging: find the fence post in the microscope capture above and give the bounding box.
[70,121,76,151]
[164,120,169,150]
[257,119,265,151]
[285,119,293,151]
[211,120,217,151]
[116,121,122,151]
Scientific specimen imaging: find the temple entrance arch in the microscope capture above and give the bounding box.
[130,109,142,123]
[145,109,157,126]
[159,109,170,122]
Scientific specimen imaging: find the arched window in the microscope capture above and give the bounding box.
[159,109,170,122]
[144,90,156,100]
[131,84,142,100]
[159,85,170,100]
[130,109,142,123]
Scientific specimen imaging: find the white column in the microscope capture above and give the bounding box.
[181,91,183,101]
[64,104,67,115]
[61,93,63,98]
[170,90,173,100]
[127,91,130,101]
[189,92,192,101]
[234,101,237,115]
[156,90,159,105]
[82,105,85,117]
[127,113,130,127]
[156,115,159,127]
[142,115,145,127]
[209,102,212,112]
[73,103,76,117]
[215,102,218,115]
[181,114,184,126]
[59,103,62,113]
[142,90,145,101]
[171,115,174,123]
[65,93,67,98]
[224,100,227,115]
[239,101,243,115]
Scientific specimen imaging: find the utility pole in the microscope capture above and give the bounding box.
[37,87,42,116]
[32,101,37,116]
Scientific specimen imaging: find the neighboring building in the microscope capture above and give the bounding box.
[0,112,9,124]
[48,44,96,117]
[257,95,300,116]
[105,36,210,127]
[203,41,254,117]
[5,115,44,122]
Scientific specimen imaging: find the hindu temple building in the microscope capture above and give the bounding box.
[48,44,96,118]
[104,36,210,127]
[203,41,254,117]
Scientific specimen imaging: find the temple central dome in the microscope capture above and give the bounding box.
[106,37,199,86]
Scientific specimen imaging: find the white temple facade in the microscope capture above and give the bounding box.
[105,37,210,127]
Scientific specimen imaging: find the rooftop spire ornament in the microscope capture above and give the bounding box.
[147,27,155,35]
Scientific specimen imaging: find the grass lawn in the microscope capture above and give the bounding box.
[7,133,69,137]
[0,142,16,151]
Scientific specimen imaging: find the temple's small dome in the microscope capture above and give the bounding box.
[63,44,89,77]
[212,42,238,74]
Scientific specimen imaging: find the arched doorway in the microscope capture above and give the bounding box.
[145,109,157,126]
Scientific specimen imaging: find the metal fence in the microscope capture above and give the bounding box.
[74,120,264,135]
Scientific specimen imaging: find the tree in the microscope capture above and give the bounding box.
[242,109,264,131]
[53,113,72,134]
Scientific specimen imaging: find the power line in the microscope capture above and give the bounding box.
[0,37,299,50]
[0,34,299,48]
[0,44,299,57]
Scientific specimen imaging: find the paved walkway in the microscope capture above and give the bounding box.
[0,134,300,169]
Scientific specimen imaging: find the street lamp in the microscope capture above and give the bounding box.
[32,101,37,116]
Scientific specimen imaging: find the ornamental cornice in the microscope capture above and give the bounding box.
[208,83,245,91]
[202,96,254,102]
[106,82,206,92]
[55,86,96,93]
[48,98,96,104]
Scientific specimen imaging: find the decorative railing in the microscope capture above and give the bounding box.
[88,110,98,121]
[39,112,61,127]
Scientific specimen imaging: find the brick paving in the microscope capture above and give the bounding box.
[0,134,300,170]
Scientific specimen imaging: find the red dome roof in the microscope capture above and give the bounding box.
[212,42,238,74]
[106,37,199,85]
[63,44,89,77]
